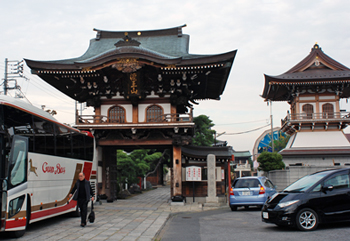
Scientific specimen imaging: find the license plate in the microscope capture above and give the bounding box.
[241,191,251,195]
[263,212,269,219]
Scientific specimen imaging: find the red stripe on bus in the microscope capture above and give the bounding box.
[92,170,97,175]
[5,218,27,230]
[31,200,77,221]
[83,162,93,181]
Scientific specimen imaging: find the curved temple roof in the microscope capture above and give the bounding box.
[261,44,350,101]
[25,25,237,70]
[25,25,237,103]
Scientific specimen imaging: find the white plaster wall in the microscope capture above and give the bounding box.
[101,104,132,122]
[299,96,315,101]
[292,131,350,148]
[319,95,336,100]
[138,103,171,122]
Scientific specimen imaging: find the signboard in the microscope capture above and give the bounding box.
[186,166,202,181]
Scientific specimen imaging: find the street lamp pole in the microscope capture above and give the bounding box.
[270,99,274,152]
[214,131,226,146]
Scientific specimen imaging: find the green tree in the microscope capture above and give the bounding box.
[116,149,167,187]
[192,115,215,146]
[116,150,138,185]
[257,151,285,172]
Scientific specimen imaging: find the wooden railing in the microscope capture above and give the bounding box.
[146,113,192,123]
[281,112,350,126]
[77,113,193,124]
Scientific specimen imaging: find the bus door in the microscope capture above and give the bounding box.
[0,178,7,231]
[0,134,7,231]
[6,135,28,227]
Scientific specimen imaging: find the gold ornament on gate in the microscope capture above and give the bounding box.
[112,58,143,73]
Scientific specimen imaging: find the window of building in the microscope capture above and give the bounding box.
[146,105,163,122]
[302,104,313,119]
[109,106,125,123]
[322,103,334,118]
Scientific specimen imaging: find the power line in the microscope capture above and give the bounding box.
[224,124,271,135]
[216,119,269,126]
[23,71,74,105]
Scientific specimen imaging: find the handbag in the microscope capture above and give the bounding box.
[88,201,95,223]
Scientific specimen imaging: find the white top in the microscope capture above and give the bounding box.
[291,131,350,148]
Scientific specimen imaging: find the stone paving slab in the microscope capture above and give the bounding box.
[1,186,228,240]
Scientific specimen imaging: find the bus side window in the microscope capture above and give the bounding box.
[72,132,85,160]
[33,117,55,156]
[56,125,72,158]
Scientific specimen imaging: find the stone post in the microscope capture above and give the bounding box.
[206,154,218,203]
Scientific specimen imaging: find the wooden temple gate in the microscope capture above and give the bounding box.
[25,25,236,201]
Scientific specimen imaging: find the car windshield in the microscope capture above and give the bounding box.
[284,172,330,192]
[233,178,260,188]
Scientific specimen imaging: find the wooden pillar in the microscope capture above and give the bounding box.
[95,106,101,123]
[160,162,164,185]
[315,95,320,116]
[335,95,340,112]
[172,145,182,196]
[133,105,138,123]
[171,104,177,122]
[295,96,300,114]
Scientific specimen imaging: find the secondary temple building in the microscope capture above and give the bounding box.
[25,25,237,201]
[262,44,350,167]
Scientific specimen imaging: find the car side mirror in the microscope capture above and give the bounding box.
[322,185,334,193]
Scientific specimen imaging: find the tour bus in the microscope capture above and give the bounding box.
[0,96,97,237]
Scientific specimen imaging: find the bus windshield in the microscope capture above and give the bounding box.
[8,137,27,188]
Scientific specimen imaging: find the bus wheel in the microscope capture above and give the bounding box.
[10,230,26,238]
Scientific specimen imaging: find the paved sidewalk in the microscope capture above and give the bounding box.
[4,186,227,241]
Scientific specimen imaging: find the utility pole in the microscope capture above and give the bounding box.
[214,131,226,146]
[270,99,274,152]
[2,58,28,96]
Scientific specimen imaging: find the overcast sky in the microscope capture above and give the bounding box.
[1,0,350,153]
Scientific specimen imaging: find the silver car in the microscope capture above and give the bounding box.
[229,176,277,211]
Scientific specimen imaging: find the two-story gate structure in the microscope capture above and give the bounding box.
[25,25,237,201]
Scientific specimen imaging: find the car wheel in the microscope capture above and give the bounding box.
[296,208,319,231]
[230,206,237,211]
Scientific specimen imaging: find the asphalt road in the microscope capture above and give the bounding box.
[157,207,350,241]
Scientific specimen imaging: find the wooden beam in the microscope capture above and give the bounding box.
[98,139,173,146]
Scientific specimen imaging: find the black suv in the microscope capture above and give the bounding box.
[262,168,350,231]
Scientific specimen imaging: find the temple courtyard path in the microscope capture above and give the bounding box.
[1,186,227,241]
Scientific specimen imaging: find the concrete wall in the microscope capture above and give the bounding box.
[283,156,350,166]
[267,166,346,191]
